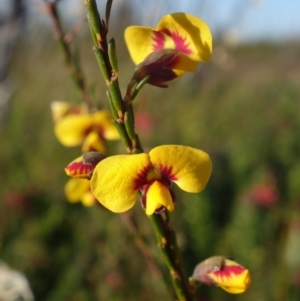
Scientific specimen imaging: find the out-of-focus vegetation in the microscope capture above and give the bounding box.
[1,2,300,301]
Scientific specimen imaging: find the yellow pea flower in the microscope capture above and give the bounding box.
[87,145,212,215]
[124,12,212,85]
[51,101,119,152]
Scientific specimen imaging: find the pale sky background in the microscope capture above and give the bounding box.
[1,0,300,43]
[127,0,300,42]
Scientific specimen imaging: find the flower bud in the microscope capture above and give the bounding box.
[65,152,108,179]
[132,49,179,87]
[192,256,251,294]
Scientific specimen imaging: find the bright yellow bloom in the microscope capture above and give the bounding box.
[125,13,212,77]
[192,256,251,294]
[52,102,119,152]
[65,178,96,207]
[89,145,212,215]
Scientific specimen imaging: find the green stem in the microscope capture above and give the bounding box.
[149,213,193,301]
[84,2,194,300]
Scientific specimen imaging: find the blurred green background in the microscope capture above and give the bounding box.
[1,1,300,301]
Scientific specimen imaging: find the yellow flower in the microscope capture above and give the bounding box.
[50,101,88,122]
[124,12,212,81]
[53,106,119,153]
[65,178,96,207]
[89,145,212,215]
[192,256,251,294]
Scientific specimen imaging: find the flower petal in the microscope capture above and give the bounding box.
[65,152,107,179]
[82,131,106,153]
[54,114,93,147]
[124,26,156,65]
[145,181,174,215]
[81,191,96,207]
[157,13,212,62]
[91,111,119,140]
[172,54,199,74]
[65,155,95,179]
[149,145,212,193]
[208,259,251,294]
[64,178,90,203]
[51,101,73,122]
[51,101,88,122]
[90,153,151,213]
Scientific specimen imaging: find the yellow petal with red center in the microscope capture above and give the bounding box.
[54,114,93,147]
[90,153,151,213]
[64,178,90,203]
[82,131,106,153]
[91,111,120,140]
[157,13,212,62]
[124,26,156,65]
[208,259,251,294]
[145,181,174,215]
[149,145,212,193]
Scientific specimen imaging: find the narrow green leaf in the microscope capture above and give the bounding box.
[108,38,119,79]
[93,47,109,83]
[105,0,114,29]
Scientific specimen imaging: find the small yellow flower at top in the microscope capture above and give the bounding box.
[124,12,212,86]
[51,101,119,153]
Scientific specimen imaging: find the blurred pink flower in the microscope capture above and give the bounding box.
[251,184,279,207]
[135,111,154,135]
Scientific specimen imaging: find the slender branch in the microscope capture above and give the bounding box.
[64,18,86,44]
[149,213,193,301]
[120,212,163,278]
[44,1,92,109]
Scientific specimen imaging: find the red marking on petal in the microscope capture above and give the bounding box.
[152,31,166,51]
[163,28,193,55]
[133,164,178,191]
[213,265,245,279]
[65,161,94,178]
[159,165,178,182]
[133,165,152,190]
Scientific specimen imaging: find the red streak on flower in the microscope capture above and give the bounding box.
[163,28,192,55]
[213,265,245,279]
[133,164,177,190]
[133,165,152,190]
[152,28,193,56]
[65,161,94,177]
[159,165,178,182]
[152,31,165,50]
